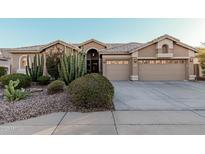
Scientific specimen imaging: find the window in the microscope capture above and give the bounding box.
[138,60,143,64]
[106,61,111,64]
[180,60,185,64]
[150,60,155,64]
[138,60,186,65]
[174,60,178,64]
[106,60,129,65]
[156,60,161,64]
[19,55,27,69]
[161,60,166,64]
[124,61,129,64]
[162,44,169,53]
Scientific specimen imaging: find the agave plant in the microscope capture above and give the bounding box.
[26,54,44,82]
[58,52,86,85]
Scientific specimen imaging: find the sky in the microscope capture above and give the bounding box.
[0,18,205,48]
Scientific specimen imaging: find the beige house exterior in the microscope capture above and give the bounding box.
[0,34,198,81]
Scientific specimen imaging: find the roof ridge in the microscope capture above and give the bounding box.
[104,42,141,50]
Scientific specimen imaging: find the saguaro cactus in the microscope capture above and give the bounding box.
[26,54,44,82]
[58,52,86,85]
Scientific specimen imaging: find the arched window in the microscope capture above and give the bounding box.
[19,55,27,69]
[162,44,169,53]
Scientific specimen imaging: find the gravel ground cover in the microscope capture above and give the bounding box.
[0,86,75,124]
[0,86,114,125]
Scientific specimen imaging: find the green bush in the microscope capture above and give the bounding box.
[0,73,31,88]
[38,76,50,85]
[4,79,30,102]
[47,80,65,95]
[0,67,7,77]
[67,73,114,109]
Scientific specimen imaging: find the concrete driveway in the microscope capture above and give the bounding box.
[113,81,205,111]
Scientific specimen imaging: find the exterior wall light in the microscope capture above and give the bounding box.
[134,58,137,63]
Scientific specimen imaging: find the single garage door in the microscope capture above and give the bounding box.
[105,60,130,80]
[139,59,186,81]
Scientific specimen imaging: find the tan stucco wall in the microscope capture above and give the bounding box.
[137,43,191,58]
[43,43,76,55]
[157,39,174,49]
[173,44,189,57]
[11,54,20,73]
[138,44,157,57]
[0,60,11,74]
[81,41,106,52]
[11,53,36,73]
[131,58,138,76]
[188,60,194,76]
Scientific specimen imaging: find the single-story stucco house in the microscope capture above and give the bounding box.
[0,34,199,81]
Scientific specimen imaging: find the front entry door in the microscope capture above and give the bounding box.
[91,60,99,73]
[87,49,99,73]
[87,60,99,73]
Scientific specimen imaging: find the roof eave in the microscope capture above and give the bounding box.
[10,50,40,54]
[100,51,130,55]
[79,39,107,48]
[39,40,80,52]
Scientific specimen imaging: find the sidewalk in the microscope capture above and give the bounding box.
[1,111,205,135]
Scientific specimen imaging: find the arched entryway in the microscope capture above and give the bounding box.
[87,49,99,73]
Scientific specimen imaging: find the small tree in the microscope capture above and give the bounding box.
[198,48,205,76]
[46,53,61,80]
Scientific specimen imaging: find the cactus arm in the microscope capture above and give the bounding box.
[58,52,86,85]
[26,54,44,82]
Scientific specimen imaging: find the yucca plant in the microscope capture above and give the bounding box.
[26,54,44,82]
[58,52,86,85]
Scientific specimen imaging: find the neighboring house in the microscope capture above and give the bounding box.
[0,34,198,81]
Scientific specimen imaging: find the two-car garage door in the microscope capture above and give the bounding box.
[104,59,186,81]
[138,59,186,81]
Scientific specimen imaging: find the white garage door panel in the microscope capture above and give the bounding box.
[139,60,186,81]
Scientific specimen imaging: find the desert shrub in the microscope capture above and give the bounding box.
[47,80,65,95]
[0,67,7,77]
[38,76,50,85]
[4,79,30,102]
[0,73,31,88]
[67,73,114,110]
